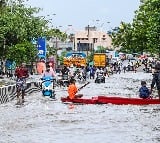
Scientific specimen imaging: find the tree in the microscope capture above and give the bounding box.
[0,0,6,11]
[0,1,47,63]
[95,46,106,53]
[133,0,160,55]
[57,51,67,65]
[109,0,160,56]
[0,0,67,66]
[110,22,136,53]
[7,41,37,65]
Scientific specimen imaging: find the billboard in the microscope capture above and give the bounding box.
[37,37,46,59]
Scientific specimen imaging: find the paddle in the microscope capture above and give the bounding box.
[78,81,90,91]
[73,81,90,99]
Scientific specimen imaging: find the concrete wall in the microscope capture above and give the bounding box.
[0,82,41,104]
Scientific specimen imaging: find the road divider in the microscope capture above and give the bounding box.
[0,81,41,104]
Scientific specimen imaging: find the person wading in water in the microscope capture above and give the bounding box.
[15,63,29,104]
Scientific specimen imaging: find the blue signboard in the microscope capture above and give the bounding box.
[37,37,46,59]
[5,60,16,70]
[66,52,86,58]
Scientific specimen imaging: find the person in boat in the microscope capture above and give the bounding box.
[151,62,160,99]
[139,81,151,99]
[67,78,83,99]
[14,63,29,104]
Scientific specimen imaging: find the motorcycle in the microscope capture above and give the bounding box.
[41,76,55,98]
[95,72,105,83]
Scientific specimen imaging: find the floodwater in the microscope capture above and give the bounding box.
[0,72,160,143]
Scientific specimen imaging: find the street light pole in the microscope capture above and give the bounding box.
[54,26,58,68]
[67,25,75,52]
[78,41,81,53]
[87,25,90,57]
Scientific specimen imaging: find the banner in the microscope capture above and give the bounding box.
[37,37,46,59]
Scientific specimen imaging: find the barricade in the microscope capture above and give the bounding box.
[0,81,41,104]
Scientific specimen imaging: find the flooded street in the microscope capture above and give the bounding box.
[0,72,160,143]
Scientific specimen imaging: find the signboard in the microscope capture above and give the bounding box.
[66,52,86,58]
[5,60,16,70]
[37,37,46,59]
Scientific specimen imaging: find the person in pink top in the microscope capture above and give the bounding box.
[41,65,56,89]
[42,65,56,78]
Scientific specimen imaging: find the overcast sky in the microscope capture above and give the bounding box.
[26,0,140,32]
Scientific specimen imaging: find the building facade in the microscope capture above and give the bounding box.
[74,26,113,54]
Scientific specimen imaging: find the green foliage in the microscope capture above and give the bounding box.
[87,51,94,62]
[7,41,37,65]
[46,45,57,58]
[95,46,106,53]
[57,51,67,65]
[47,29,67,41]
[0,0,6,11]
[110,0,160,56]
[0,1,46,61]
[0,0,67,66]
